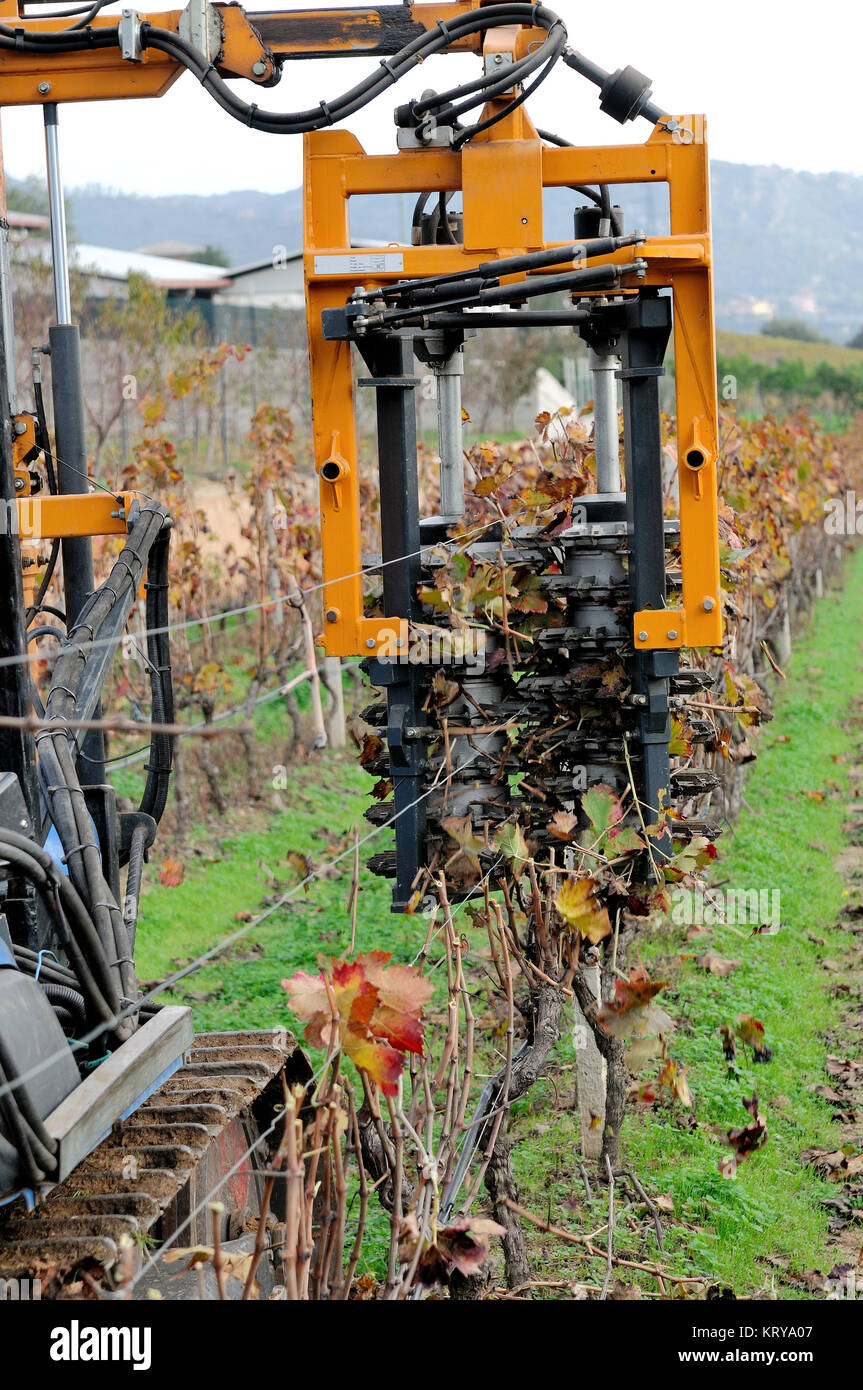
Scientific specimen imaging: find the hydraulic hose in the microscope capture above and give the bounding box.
[0,832,118,1026]
[35,501,172,1039]
[139,5,565,137]
[38,979,87,1029]
[139,523,174,830]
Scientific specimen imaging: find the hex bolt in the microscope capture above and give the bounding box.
[702,596,715,611]
[325,609,338,623]
[637,630,648,642]
[365,637,376,649]
[37,82,50,95]
[667,629,678,640]
[13,420,27,435]
[13,477,26,492]
[251,60,268,77]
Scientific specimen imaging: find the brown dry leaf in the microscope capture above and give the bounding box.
[800,1146,863,1179]
[685,925,711,941]
[717,1094,768,1177]
[658,1058,693,1108]
[699,952,740,978]
[597,968,673,1039]
[547,810,578,841]
[811,1084,848,1106]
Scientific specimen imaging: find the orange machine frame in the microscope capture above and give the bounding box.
[0,1,721,652]
[304,113,721,659]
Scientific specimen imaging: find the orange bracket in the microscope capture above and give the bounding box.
[303,117,722,658]
[17,491,135,540]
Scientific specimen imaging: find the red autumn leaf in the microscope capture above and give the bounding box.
[717,1094,768,1177]
[282,952,433,1096]
[597,968,673,1038]
[158,857,184,888]
[400,1214,505,1287]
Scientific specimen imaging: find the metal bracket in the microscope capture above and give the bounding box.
[178,0,223,65]
[396,115,455,149]
[484,51,514,77]
[118,8,142,63]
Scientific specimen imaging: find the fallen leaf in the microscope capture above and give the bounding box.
[700,952,739,978]
[158,857,184,888]
[718,1094,768,1178]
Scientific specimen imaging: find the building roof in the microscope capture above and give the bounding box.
[135,240,207,259]
[7,210,49,232]
[71,243,230,289]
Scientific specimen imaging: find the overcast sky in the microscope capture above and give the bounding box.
[0,0,858,197]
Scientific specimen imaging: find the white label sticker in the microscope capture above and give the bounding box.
[313,252,405,275]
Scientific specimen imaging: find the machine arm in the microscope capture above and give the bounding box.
[0,2,559,109]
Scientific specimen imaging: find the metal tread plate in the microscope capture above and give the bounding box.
[0,1027,311,1291]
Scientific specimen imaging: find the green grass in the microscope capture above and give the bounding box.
[510,545,863,1295]
[130,549,863,1295]
[133,755,425,1030]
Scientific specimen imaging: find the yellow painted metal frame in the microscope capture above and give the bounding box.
[0,2,503,108]
[303,116,722,658]
[0,1,721,655]
[17,491,136,541]
[16,484,136,611]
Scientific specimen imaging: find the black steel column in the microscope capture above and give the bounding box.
[619,292,675,839]
[359,333,427,910]
[49,323,105,781]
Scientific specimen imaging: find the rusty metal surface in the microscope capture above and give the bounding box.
[0,1027,311,1294]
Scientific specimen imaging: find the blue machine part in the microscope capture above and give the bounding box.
[42,821,69,876]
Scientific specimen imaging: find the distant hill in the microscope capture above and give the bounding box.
[10,159,863,344]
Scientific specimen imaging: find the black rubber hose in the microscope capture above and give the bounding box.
[140,5,564,135]
[36,502,171,1033]
[0,832,118,1023]
[26,375,61,626]
[0,1035,58,1172]
[536,128,610,214]
[139,524,174,828]
[13,945,78,988]
[124,820,148,956]
[0,1062,46,1185]
[453,49,561,150]
[39,980,87,1028]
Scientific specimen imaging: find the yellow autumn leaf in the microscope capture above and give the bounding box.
[555,877,612,944]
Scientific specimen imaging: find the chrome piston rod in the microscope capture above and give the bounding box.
[589,344,622,494]
[435,349,465,520]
